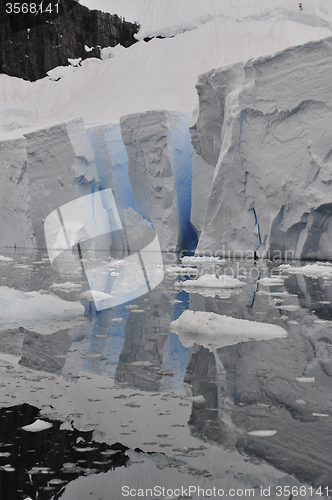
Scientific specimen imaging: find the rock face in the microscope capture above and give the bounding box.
[0,0,139,81]
[120,110,197,252]
[194,36,332,260]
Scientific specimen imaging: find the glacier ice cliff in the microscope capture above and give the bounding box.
[120,110,197,252]
[86,122,135,214]
[194,36,332,260]
[25,118,100,248]
[0,135,34,248]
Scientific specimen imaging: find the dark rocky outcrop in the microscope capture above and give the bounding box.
[0,0,139,81]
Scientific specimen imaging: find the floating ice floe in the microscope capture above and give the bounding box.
[181,256,222,265]
[296,377,315,383]
[21,419,53,432]
[176,274,244,289]
[0,286,84,334]
[165,266,198,275]
[280,263,332,278]
[0,255,13,262]
[130,361,154,367]
[277,305,299,311]
[51,282,82,291]
[258,277,284,286]
[171,310,287,350]
[247,430,277,437]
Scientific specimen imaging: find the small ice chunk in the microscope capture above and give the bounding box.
[182,256,222,265]
[0,255,13,262]
[22,420,53,432]
[277,305,299,311]
[130,361,153,367]
[177,274,244,289]
[296,377,315,383]
[295,399,307,405]
[247,430,277,437]
[51,282,82,290]
[280,263,332,278]
[258,277,284,286]
[186,395,206,404]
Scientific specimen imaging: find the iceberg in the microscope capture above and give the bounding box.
[194,36,332,260]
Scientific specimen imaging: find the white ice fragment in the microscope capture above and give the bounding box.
[130,361,153,367]
[296,377,315,383]
[295,399,307,405]
[280,263,332,278]
[0,255,13,262]
[258,277,284,286]
[22,420,53,432]
[0,286,84,334]
[51,282,82,290]
[277,305,299,311]
[247,430,277,437]
[186,395,206,404]
[171,310,287,350]
[165,266,198,275]
[177,274,244,289]
[182,256,221,265]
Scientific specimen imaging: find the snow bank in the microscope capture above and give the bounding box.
[170,310,287,350]
[1,16,330,130]
[79,0,332,40]
[196,36,332,260]
[0,286,84,334]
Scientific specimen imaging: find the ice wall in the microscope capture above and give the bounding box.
[120,110,197,252]
[24,118,99,248]
[0,135,34,248]
[194,36,332,259]
[86,122,135,215]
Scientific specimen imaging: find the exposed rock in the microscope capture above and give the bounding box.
[0,0,139,81]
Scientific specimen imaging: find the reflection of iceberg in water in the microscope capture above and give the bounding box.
[44,188,164,310]
[183,306,332,488]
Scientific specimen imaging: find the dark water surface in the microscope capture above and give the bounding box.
[0,249,331,500]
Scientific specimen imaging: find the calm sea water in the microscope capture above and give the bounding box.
[0,248,331,500]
